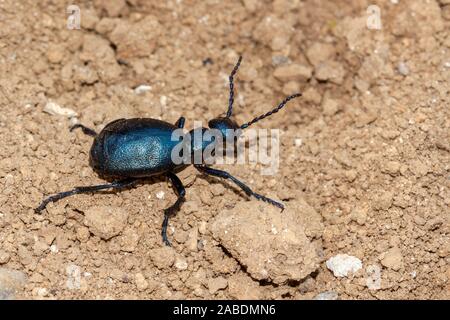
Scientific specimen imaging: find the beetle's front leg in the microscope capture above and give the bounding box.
[161,172,186,246]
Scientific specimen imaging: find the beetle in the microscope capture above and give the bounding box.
[35,56,301,246]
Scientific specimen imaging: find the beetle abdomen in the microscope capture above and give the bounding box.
[90,118,182,177]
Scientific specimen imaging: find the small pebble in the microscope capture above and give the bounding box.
[366,264,382,290]
[271,55,289,66]
[397,62,409,76]
[322,96,340,116]
[84,206,129,240]
[134,84,152,95]
[99,0,126,17]
[160,95,167,107]
[35,287,48,297]
[186,227,199,252]
[208,276,228,294]
[302,87,322,105]
[351,206,368,225]
[326,254,362,277]
[314,291,339,300]
[43,101,77,118]
[382,161,401,175]
[76,226,90,243]
[149,247,175,269]
[135,273,148,291]
[306,42,336,67]
[380,247,403,271]
[0,251,10,265]
[174,257,188,271]
[0,268,28,300]
[66,264,81,290]
[46,44,65,64]
[198,221,207,234]
[156,191,165,199]
[273,63,312,82]
[315,61,346,85]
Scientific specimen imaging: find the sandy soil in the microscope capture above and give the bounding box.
[0,0,449,300]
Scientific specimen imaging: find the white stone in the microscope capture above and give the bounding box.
[397,62,409,76]
[315,291,338,300]
[326,254,362,277]
[66,264,81,290]
[160,95,167,107]
[366,264,381,290]
[134,84,152,95]
[174,257,188,270]
[43,101,77,118]
[36,287,48,297]
[50,244,58,253]
[156,191,165,199]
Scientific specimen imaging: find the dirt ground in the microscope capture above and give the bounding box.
[0,0,449,300]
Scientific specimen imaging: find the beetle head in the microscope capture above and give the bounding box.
[208,117,241,140]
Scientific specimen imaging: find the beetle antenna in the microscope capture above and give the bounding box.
[240,93,302,129]
[226,55,243,118]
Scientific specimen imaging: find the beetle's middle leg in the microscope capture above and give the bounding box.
[195,165,284,210]
[70,124,97,137]
[162,172,186,246]
[35,178,138,213]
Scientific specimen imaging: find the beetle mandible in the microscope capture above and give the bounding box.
[35,56,302,246]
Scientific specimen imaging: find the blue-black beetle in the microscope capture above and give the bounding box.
[35,56,301,246]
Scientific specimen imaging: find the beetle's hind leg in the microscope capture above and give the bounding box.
[195,165,284,210]
[161,172,186,246]
[70,124,97,137]
[35,178,138,213]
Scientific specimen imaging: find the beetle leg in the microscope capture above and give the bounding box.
[70,124,97,137]
[174,117,185,129]
[194,165,284,210]
[35,178,137,213]
[162,172,186,246]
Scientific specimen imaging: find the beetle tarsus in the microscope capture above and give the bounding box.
[194,164,284,211]
[160,172,186,246]
[161,215,172,246]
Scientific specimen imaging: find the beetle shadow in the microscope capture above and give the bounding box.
[94,175,169,195]
[196,174,250,200]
